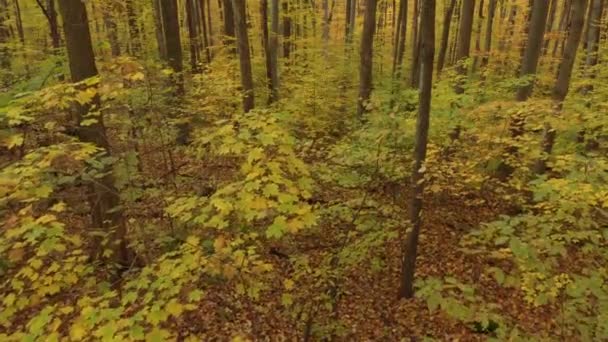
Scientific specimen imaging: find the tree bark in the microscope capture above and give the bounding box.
[283,0,292,59]
[515,0,550,101]
[152,0,167,60]
[480,0,497,68]
[357,0,378,117]
[125,0,142,55]
[584,0,603,73]
[553,0,588,102]
[454,0,475,93]
[186,0,201,72]
[543,0,559,54]
[160,0,184,94]
[57,0,130,269]
[13,0,24,44]
[232,0,255,112]
[437,0,457,76]
[400,0,435,299]
[261,0,279,103]
[392,0,408,76]
[409,0,420,88]
[102,4,121,57]
[222,0,235,48]
[0,0,9,70]
[270,0,280,101]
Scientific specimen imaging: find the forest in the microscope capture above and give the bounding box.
[0,0,607,340]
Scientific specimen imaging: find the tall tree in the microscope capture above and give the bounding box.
[392,0,408,76]
[409,0,420,87]
[400,0,436,299]
[152,0,167,60]
[34,0,61,49]
[57,0,130,268]
[454,0,475,93]
[270,0,280,101]
[283,0,292,59]
[160,0,184,94]
[543,0,559,54]
[357,0,378,117]
[480,0,497,68]
[102,3,121,57]
[261,0,279,103]
[13,0,24,44]
[186,0,201,71]
[0,0,10,70]
[222,0,235,45]
[516,0,550,101]
[584,0,604,75]
[437,0,457,76]
[553,0,588,102]
[232,0,254,112]
[125,0,142,55]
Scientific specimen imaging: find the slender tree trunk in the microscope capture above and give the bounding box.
[454,0,475,93]
[515,0,550,101]
[199,0,212,62]
[270,0,280,101]
[584,0,603,77]
[261,0,279,103]
[552,0,572,58]
[102,4,121,57]
[223,0,235,46]
[449,0,462,65]
[13,0,24,44]
[357,0,378,117]
[437,0,457,76]
[125,0,142,55]
[393,0,408,76]
[206,0,214,49]
[543,0,559,54]
[0,0,10,70]
[472,0,485,73]
[400,0,436,299]
[152,0,167,60]
[48,0,61,49]
[232,0,255,112]
[160,0,184,94]
[57,0,130,269]
[186,0,200,71]
[410,0,420,87]
[553,0,588,102]
[283,0,292,59]
[480,0,497,68]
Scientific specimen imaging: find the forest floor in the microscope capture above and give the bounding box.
[168,186,558,340]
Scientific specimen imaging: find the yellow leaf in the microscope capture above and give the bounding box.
[50,202,66,213]
[284,279,295,290]
[70,322,87,340]
[213,236,226,251]
[165,299,183,317]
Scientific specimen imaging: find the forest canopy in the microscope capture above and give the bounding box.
[1,0,607,340]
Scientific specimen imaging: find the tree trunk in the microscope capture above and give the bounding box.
[102,4,121,57]
[270,0,280,101]
[515,0,550,101]
[125,0,142,55]
[553,0,588,102]
[186,0,201,72]
[472,0,485,73]
[543,0,559,54]
[223,0,235,46]
[357,0,378,117]
[552,0,572,58]
[393,0,408,76]
[47,0,61,49]
[454,0,475,93]
[283,0,292,59]
[584,0,603,77]
[409,0,420,88]
[160,0,184,94]
[0,0,9,70]
[199,0,212,62]
[449,0,462,65]
[13,0,24,44]
[261,0,279,103]
[480,0,497,68]
[400,0,435,299]
[437,0,457,76]
[232,0,255,112]
[152,0,167,60]
[206,0,215,49]
[57,0,130,269]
